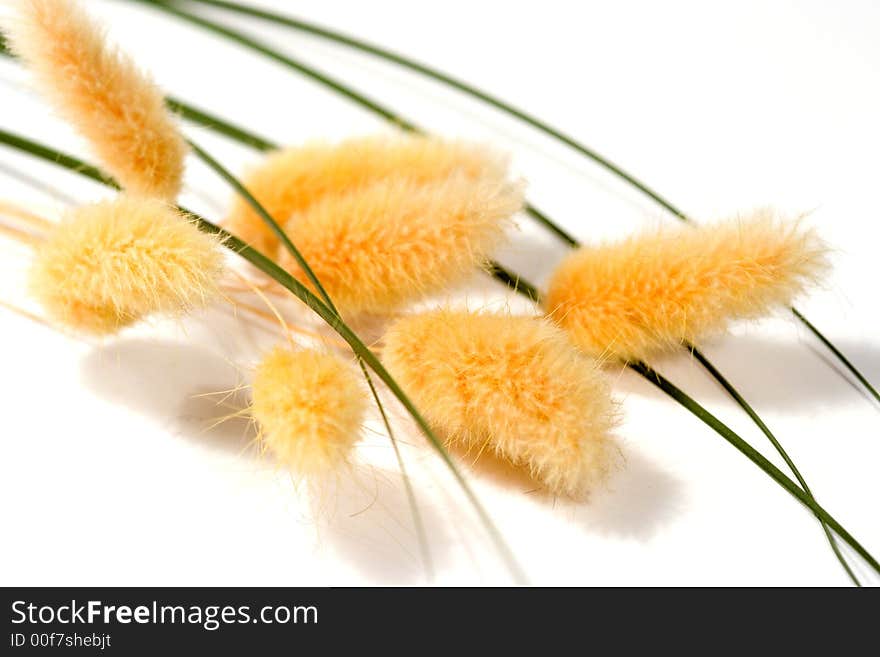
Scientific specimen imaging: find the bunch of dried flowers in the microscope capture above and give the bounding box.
[0,0,875,585]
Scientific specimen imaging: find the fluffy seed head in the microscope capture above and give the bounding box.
[29,195,223,334]
[225,135,511,254]
[276,176,521,316]
[544,209,828,361]
[5,0,187,199]
[251,347,366,476]
[383,309,618,497]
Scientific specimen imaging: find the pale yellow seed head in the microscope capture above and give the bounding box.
[276,175,521,316]
[29,195,223,335]
[251,347,366,476]
[383,309,618,498]
[544,209,829,361]
[225,135,510,255]
[5,0,187,200]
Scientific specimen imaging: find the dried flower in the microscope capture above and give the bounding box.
[29,195,223,334]
[5,0,187,199]
[275,176,520,316]
[544,210,828,361]
[251,346,366,476]
[383,309,618,497]
[225,135,509,254]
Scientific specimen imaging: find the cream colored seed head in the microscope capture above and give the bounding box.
[383,309,619,498]
[225,135,510,255]
[251,347,366,476]
[29,195,223,335]
[544,209,829,362]
[5,0,188,200]
[276,175,522,317]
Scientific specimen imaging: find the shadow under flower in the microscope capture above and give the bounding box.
[307,464,450,585]
[447,440,684,542]
[570,448,685,541]
[79,337,256,456]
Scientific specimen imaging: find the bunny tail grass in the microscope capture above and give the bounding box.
[30,195,223,334]
[224,136,510,256]
[147,0,880,411]
[4,0,187,199]
[544,212,828,362]
[384,309,619,498]
[252,347,367,476]
[0,127,525,584]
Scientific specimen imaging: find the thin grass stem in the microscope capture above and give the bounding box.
[628,360,879,576]
[687,343,859,586]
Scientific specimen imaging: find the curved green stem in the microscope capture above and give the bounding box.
[360,358,434,580]
[687,343,859,586]
[792,308,880,407]
[186,138,337,313]
[167,98,276,151]
[0,127,524,584]
[629,360,879,576]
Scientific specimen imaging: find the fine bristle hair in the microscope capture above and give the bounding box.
[544,209,829,361]
[5,0,187,199]
[29,195,223,334]
[382,309,619,498]
[276,175,521,316]
[251,347,366,477]
[225,135,510,254]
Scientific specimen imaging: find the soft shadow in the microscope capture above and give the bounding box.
[615,334,880,411]
[494,228,573,287]
[0,161,80,206]
[571,448,684,541]
[80,338,255,455]
[447,441,545,498]
[314,465,449,585]
[447,439,684,541]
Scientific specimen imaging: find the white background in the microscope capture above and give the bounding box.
[1,0,879,586]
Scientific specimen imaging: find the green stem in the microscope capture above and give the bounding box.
[0,127,524,584]
[158,0,880,415]
[792,308,880,407]
[687,343,859,586]
[360,358,434,580]
[186,138,337,313]
[166,97,275,151]
[629,360,880,576]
